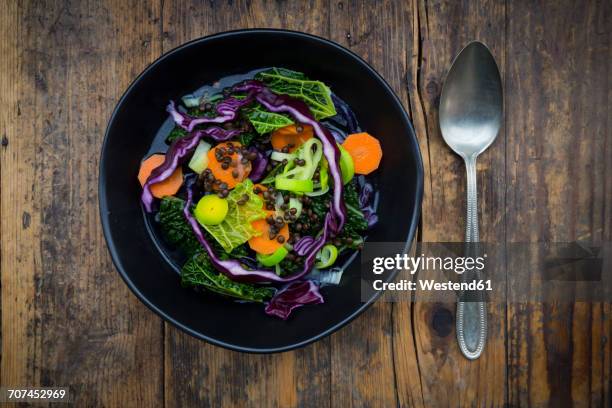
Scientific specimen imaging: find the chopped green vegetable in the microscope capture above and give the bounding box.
[306,160,329,197]
[188,140,212,174]
[255,68,337,120]
[246,103,294,134]
[256,246,289,267]
[182,252,274,302]
[202,179,267,253]
[270,151,296,162]
[339,145,355,185]
[275,177,314,193]
[315,244,339,268]
[194,194,229,226]
[158,196,201,257]
[274,138,323,193]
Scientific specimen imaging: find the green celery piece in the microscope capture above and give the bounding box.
[202,179,266,253]
[255,68,337,120]
[247,103,294,134]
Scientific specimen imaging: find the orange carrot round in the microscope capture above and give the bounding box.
[341,132,383,175]
[271,124,313,152]
[138,154,183,198]
[206,141,252,189]
[248,211,289,255]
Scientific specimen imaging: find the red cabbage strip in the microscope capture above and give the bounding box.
[247,147,268,183]
[331,93,360,134]
[293,235,316,256]
[234,81,346,233]
[166,93,255,132]
[141,126,241,212]
[358,177,378,227]
[182,177,334,284]
[264,281,324,319]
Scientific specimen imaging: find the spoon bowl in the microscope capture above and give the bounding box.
[440,42,502,158]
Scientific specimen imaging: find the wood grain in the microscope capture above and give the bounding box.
[1,1,164,405]
[505,1,611,406]
[328,2,419,407]
[0,0,609,406]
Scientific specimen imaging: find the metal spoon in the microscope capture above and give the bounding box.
[439,41,502,360]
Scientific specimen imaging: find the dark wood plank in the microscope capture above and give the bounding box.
[161,2,332,407]
[328,1,424,406]
[505,0,611,406]
[407,0,508,406]
[0,1,164,405]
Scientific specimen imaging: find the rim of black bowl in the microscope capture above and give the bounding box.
[99,28,424,353]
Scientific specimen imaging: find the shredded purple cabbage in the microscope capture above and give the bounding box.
[331,93,360,134]
[293,236,316,256]
[247,147,268,183]
[166,94,255,132]
[264,280,324,319]
[327,127,346,144]
[358,178,374,207]
[358,177,378,228]
[141,127,241,212]
[362,208,378,228]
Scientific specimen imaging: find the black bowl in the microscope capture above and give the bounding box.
[100,29,423,353]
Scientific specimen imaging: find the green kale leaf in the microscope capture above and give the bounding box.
[339,182,368,247]
[181,252,275,303]
[166,126,188,143]
[158,196,201,257]
[255,68,337,120]
[238,129,258,146]
[277,255,304,276]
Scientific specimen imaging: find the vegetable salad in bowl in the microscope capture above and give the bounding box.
[138,68,382,319]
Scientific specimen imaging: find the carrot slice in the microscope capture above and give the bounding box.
[271,124,313,152]
[248,211,289,255]
[341,132,383,175]
[206,141,252,189]
[138,154,183,198]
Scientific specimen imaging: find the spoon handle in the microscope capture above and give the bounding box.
[456,156,487,360]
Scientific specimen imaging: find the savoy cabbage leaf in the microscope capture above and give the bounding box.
[246,103,294,134]
[255,68,337,120]
[202,179,266,253]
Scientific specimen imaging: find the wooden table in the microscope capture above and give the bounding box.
[1,1,610,406]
